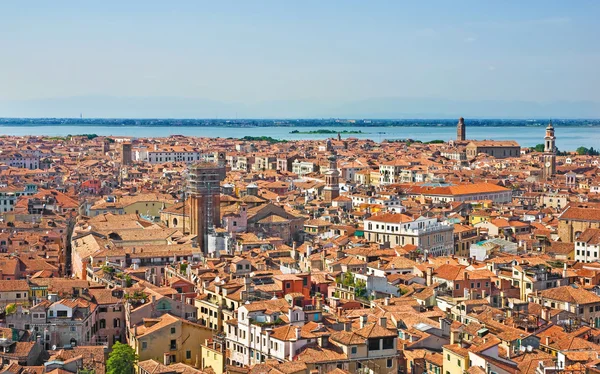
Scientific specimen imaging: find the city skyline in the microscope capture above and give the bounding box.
[1,1,600,118]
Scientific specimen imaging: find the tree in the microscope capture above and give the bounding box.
[533,144,545,152]
[576,146,589,155]
[107,342,137,374]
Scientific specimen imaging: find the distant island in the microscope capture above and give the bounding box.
[290,129,365,134]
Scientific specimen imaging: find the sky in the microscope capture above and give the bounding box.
[1,1,599,118]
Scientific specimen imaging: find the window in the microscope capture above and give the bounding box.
[70,326,76,332]
[387,359,393,368]
[57,310,68,317]
[142,341,147,350]
[351,346,357,354]
[368,339,380,351]
[186,350,191,359]
[171,327,176,334]
[170,340,177,350]
[382,337,394,349]
[457,359,461,367]
[447,354,450,361]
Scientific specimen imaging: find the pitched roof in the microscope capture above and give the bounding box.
[540,285,600,305]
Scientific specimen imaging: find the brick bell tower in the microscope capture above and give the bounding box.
[323,154,340,203]
[457,117,466,142]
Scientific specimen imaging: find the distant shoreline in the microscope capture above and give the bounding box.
[290,129,366,134]
[1,118,600,128]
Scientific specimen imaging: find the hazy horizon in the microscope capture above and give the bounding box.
[1,95,600,119]
[2,1,599,118]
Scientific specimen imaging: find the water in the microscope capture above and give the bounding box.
[0,125,597,151]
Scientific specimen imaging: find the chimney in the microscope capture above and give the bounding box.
[541,307,549,321]
[500,291,506,309]
[295,326,301,340]
[481,289,486,299]
[360,314,368,328]
[318,335,329,348]
[562,263,568,279]
[384,297,390,306]
[426,267,433,286]
[545,336,551,346]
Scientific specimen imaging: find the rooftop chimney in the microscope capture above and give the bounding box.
[426,267,433,286]
[360,314,368,328]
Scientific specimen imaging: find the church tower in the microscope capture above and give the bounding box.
[323,154,340,203]
[457,117,466,142]
[542,121,556,179]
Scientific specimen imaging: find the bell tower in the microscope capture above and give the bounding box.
[457,117,466,142]
[542,121,556,179]
[323,154,340,203]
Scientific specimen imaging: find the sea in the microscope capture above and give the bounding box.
[0,125,598,151]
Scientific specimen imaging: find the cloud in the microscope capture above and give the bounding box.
[464,36,477,43]
[488,66,496,71]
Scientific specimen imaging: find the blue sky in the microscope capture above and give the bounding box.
[1,1,599,117]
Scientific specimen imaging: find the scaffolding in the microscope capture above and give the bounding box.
[187,162,225,254]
